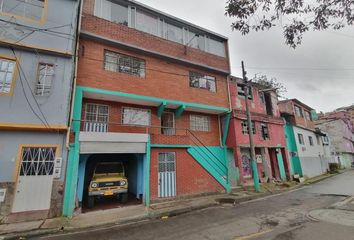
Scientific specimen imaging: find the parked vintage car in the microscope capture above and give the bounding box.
[88,162,128,208]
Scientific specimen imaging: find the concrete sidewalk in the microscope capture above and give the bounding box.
[0,171,342,240]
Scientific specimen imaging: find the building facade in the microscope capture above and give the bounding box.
[279,99,332,178]
[62,0,233,217]
[0,0,80,223]
[227,77,291,185]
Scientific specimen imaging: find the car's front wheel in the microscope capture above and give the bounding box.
[87,196,95,208]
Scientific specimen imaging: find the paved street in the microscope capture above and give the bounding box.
[34,171,354,240]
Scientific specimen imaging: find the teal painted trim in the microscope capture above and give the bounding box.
[276,149,287,181]
[175,104,186,118]
[222,112,231,146]
[63,88,83,217]
[151,144,192,148]
[145,135,151,207]
[157,101,167,118]
[187,146,231,193]
[77,86,229,113]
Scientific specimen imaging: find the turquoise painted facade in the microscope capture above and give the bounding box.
[62,86,231,217]
[284,123,302,176]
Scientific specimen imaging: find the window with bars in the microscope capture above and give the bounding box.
[158,152,176,173]
[190,115,210,132]
[84,103,109,132]
[35,63,54,96]
[261,123,269,140]
[19,147,56,176]
[189,71,216,92]
[0,58,16,94]
[122,107,150,126]
[104,50,145,78]
[0,0,46,22]
[294,105,303,117]
[241,120,256,135]
[237,83,253,99]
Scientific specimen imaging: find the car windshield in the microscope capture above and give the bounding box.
[95,163,123,174]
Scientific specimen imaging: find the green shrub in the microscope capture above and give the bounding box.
[329,163,339,173]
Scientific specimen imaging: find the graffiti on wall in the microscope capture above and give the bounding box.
[241,154,252,177]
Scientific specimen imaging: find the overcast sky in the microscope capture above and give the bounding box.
[138,0,354,112]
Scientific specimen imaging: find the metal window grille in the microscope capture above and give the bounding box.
[237,84,252,99]
[0,58,15,93]
[84,103,109,132]
[122,107,150,126]
[190,115,210,132]
[35,63,54,96]
[19,147,56,176]
[104,50,145,77]
[189,71,216,93]
[241,120,255,135]
[261,123,269,140]
[0,0,45,21]
[158,152,176,173]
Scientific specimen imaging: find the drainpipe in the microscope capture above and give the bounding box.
[66,0,83,149]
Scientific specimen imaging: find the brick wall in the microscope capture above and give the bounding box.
[81,0,230,72]
[150,148,224,200]
[82,99,222,146]
[77,39,229,109]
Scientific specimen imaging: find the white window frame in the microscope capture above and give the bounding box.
[190,115,210,132]
[122,107,151,126]
[35,63,54,96]
[0,57,16,94]
[189,71,216,93]
[104,50,145,78]
[85,103,109,123]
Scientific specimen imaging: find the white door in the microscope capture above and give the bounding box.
[158,152,176,198]
[12,147,56,213]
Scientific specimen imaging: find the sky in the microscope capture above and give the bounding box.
[137,0,354,113]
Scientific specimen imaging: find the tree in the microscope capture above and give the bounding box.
[252,74,287,96]
[225,0,354,48]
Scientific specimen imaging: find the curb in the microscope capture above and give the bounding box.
[0,172,343,240]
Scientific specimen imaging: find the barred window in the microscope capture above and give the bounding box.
[122,107,150,126]
[35,63,54,96]
[237,83,252,99]
[0,0,46,21]
[158,152,176,173]
[241,120,256,135]
[0,58,16,94]
[189,71,216,92]
[190,115,210,132]
[84,103,109,132]
[104,50,145,77]
[261,123,269,140]
[20,147,56,176]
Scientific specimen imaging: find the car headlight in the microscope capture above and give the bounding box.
[91,182,98,188]
[120,180,126,186]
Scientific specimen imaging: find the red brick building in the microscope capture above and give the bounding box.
[63,0,232,216]
[226,77,291,184]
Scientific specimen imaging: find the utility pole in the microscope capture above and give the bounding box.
[242,61,260,192]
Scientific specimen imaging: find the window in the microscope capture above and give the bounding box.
[294,105,303,117]
[188,30,205,50]
[122,107,150,126]
[158,152,176,173]
[298,133,304,145]
[104,50,145,77]
[0,58,16,94]
[304,111,312,121]
[84,103,109,132]
[309,136,314,146]
[166,23,183,44]
[190,115,210,132]
[207,38,226,57]
[323,136,329,144]
[94,0,128,26]
[35,63,54,96]
[0,0,46,22]
[241,121,256,135]
[189,71,216,92]
[261,123,269,140]
[20,147,56,176]
[237,83,252,99]
[259,92,265,104]
[136,10,159,36]
[316,135,321,145]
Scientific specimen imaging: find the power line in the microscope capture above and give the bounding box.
[11,48,51,128]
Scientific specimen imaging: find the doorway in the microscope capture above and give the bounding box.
[161,112,175,135]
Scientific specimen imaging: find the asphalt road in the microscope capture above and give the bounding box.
[34,170,354,240]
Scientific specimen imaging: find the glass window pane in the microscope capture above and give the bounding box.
[123,108,150,126]
[167,23,183,44]
[136,10,158,36]
[2,0,45,21]
[208,38,226,57]
[111,2,128,25]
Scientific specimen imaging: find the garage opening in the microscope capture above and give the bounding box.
[78,153,145,213]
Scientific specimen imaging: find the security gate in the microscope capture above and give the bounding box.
[158,152,176,198]
[12,147,56,213]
